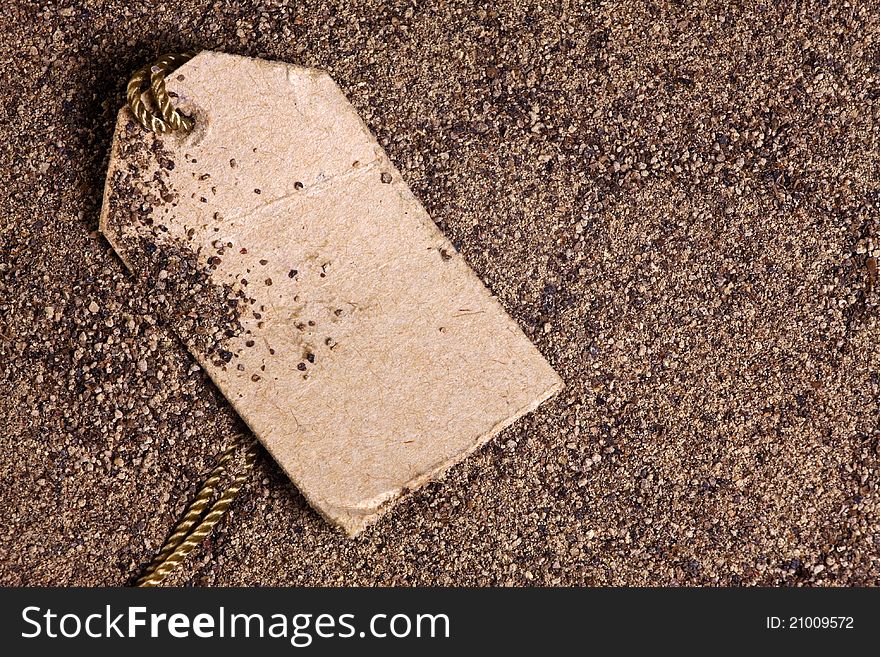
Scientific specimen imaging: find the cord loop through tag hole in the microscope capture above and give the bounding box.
[127,51,198,134]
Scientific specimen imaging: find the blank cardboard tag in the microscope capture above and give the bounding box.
[100,51,562,535]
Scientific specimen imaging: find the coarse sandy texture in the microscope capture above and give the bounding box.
[0,1,878,586]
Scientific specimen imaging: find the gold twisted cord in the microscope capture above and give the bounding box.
[135,433,259,587]
[127,52,254,587]
[137,438,240,580]
[126,64,170,133]
[127,51,197,134]
[150,51,197,131]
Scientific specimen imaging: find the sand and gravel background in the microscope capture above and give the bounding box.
[2,1,879,586]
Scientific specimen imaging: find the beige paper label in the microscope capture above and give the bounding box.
[100,51,562,535]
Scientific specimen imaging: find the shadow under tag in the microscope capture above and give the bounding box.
[100,51,563,536]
